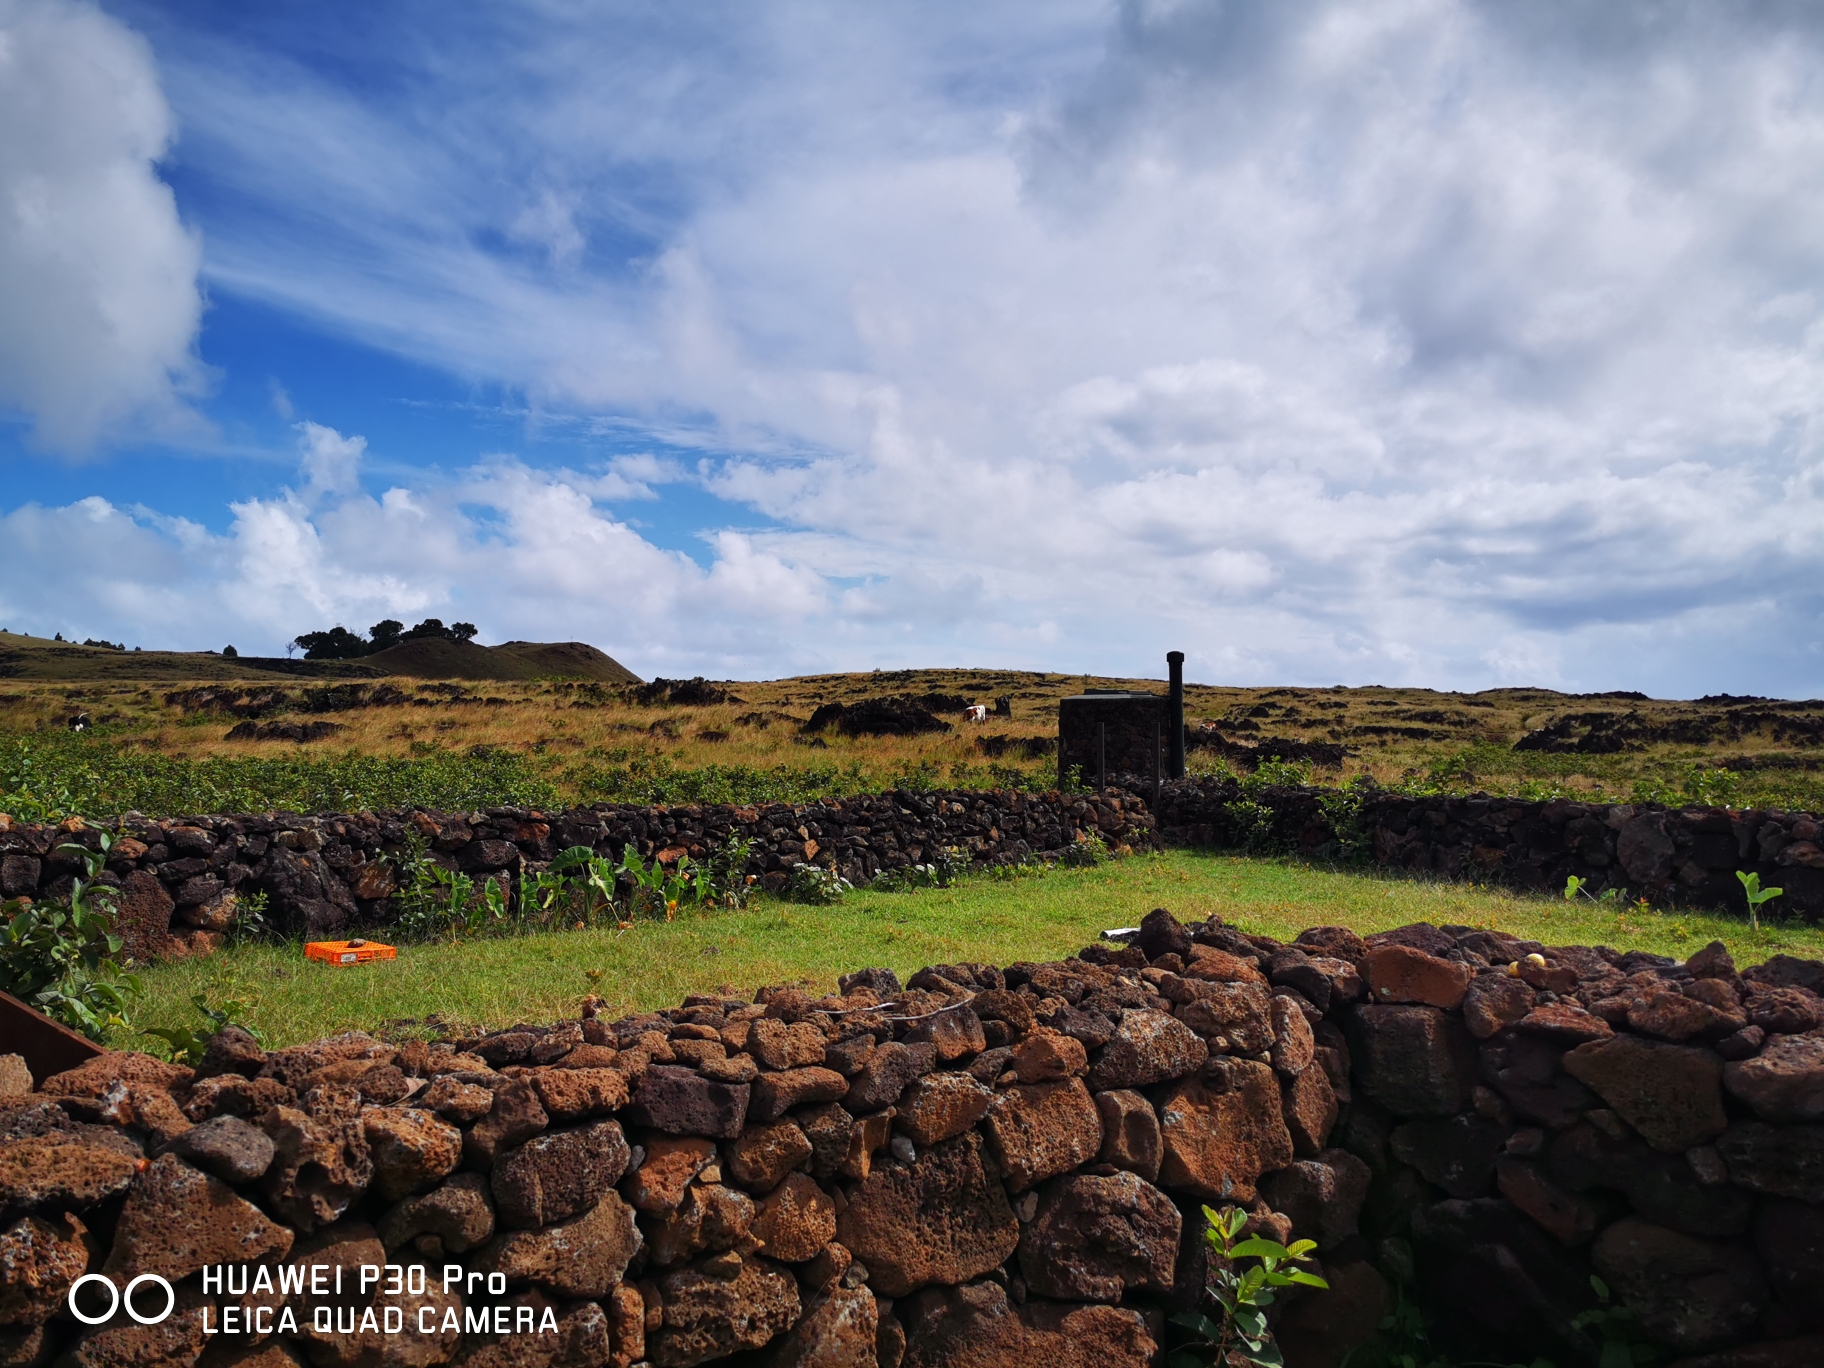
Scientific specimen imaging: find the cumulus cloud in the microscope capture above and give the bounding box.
[18,0,1824,690]
[0,0,204,452]
[295,421,364,498]
[0,452,834,676]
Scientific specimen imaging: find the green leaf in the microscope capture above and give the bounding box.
[1229,1237,1289,1260]
[1287,1270,1331,1289]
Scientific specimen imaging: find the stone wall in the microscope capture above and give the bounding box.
[1145,774,1824,920]
[0,790,1154,957]
[5,912,1823,1367]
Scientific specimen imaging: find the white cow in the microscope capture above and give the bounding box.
[965,704,988,722]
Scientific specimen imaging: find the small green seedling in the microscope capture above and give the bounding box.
[1168,1205,1327,1368]
[1736,870,1782,931]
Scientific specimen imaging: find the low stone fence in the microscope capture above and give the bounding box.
[4,912,1822,1366]
[0,790,1154,958]
[1145,775,1824,920]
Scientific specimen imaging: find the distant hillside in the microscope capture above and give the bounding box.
[0,632,380,682]
[0,631,637,683]
[362,638,639,682]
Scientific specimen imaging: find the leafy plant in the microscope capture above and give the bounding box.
[871,846,966,891]
[1315,774,1378,861]
[226,888,278,945]
[614,843,698,920]
[1061,830,1110,868]
[1563,876,1621,906]
[0,832,142,1040]
[784,862,852,905]
[1570,1276,1663,1368]
[1736,870,1783,931]
[1168,1205,1327,1368]
[144,992,263,1064]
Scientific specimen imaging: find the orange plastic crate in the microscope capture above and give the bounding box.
[304,939,397,966]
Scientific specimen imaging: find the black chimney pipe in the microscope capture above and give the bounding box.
[1167,650,1185,778]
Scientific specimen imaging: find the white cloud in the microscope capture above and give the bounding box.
[295,421,365,498]
[17,0,1824,691]
[0,0,204,452]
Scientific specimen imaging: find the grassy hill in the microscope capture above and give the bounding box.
[2,650,1823,817]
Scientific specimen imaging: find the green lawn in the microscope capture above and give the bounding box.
[131,850,1824,1048]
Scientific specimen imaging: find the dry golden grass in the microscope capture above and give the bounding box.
[4,662,1823,808]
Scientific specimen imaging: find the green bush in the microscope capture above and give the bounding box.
[0,833,141,1040]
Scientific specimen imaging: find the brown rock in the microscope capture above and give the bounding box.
[56,1287,213,1367]
[973,989,1036,1034]
[40,1051,191,1100]
[422,1075,495,1124]
[1746,985,1824,1035]
[894,1073,991,1147]
[1717,1122,1824,1201]
[0,1142,139,1212]
[1281,1061,1338,1156]
[1175,980,1274,1051]
[649,1253,801,1367]
[1548,1123,1752,1237]
[625,1136,720,1211]
[1272,1257,1392,1368]
[749,1020,830,1070]
[103,1154,292,1281]
[1390,1115,1508,1198]
[902,1006,987,1062]
[1094,1089,1161,1181]
[728,1120,814,1191]
[464,1077,550,1167]
[377,1170,495,1253]
[1010,1030,1086,1083]
[823,1034,878,1076]
[607,1283,645,1368]
[1629,989,1746,1042]
[110,868,176,963]
[1086,1010,1203,1091]
[1496,1156,1598,1245]
[0,1213,88,1327]
[835,1131,1020,1297]
[476,1189,642,1297]
[180,1073,293,1124]
[1754,1197,1824,1325]
[1270,995,1316,1077]
[1480,1032,1598,1129]
[530,1067,630,1122]
[1349,1005,1477,1116]
[1725,1034,1824,1122]
[491,1118,631,1228]
[1158,1060,1294,1204]
[762,1283,878,1368]
[845,1043,935,1114]
[627,1066,752,1138]
[361,1107,461,1201]
[1563,1036,1728,1153]
[0,1057,29,1101]
[646,1183,757,1267]
[1593,1217,1767,1353]
[898,1280,1156,1368]
[841,1112,895,1182]
[1463,975,1538,1039]
[1363,944,1473,1009]
[1514,1001,1613,1045]
[752,1172,837,1262]
[981,1079,1102,1192]
[751,1068,849,1123]
[260,1104,372,1231]
[193,1024,266,1081]
[1258,1150,1371,1246]
[1016,1171,1180,1302]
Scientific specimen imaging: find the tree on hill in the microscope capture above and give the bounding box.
[291,618,478,660]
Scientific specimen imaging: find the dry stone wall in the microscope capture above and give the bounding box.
[0,791,1153,957]
[5,911,1824,1367]
[1145,775,1824,920]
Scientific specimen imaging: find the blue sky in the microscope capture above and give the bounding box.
[4,0,1824,694]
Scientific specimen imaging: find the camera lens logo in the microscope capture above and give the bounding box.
[68,1273,176,1326]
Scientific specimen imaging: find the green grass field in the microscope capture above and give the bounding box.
[131,849,1824,1049]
